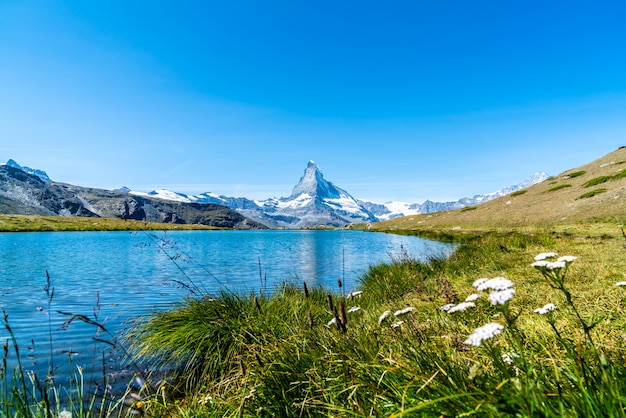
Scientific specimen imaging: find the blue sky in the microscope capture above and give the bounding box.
[1,1,625,202]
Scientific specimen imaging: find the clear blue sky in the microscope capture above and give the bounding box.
[1,1,625,202]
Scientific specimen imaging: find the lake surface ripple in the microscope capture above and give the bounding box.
[0,230,453,392]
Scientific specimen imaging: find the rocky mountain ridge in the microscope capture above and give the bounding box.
[0,164,266,229]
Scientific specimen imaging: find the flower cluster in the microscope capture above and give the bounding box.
[378,306,415,328]
[473,277,515,305]
[501,351,519,365]
[446,302,476,313]
[534,303,557,315]
[465,293,481,302]
[441,276,516,316]
[464,323,504,346]
[473,277,514,291]
[378,310,391,324]
[489,288,516,305]
[532,252,576,286]
[394,307,415,316]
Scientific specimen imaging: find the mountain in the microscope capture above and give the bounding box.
[2,159,52,182]
[2,158,550,229]
[257,161,378,228]
[132,161,378,228]
[359,171,549,221]
[0,164,266,229]
[131,162,547,228]
[372,147,626,232]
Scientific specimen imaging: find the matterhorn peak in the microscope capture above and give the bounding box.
[290,161,342,199]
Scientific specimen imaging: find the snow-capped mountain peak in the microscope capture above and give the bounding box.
[290,160,343,200]
[3,159,52,182]
[123,163,549,228]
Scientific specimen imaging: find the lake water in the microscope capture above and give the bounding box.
[0,230,453,395]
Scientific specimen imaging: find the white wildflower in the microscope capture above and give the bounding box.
[347,306,360,313]
[472,278,489,288]
[465,293,481,302]
[535,252,558,261]
[501,352,519,365]
[440,303,456,312]
[394,307,415,316]
[546,261,566,270]
[59,410,72,418]
[534,303,557,315]
[557,256,577,263]
[348,291,363,298]
[464,323,504,346]
[476,277,514,291]
[378,310,391,324]
[390,321,404,329]
[327,317,336,326]
[488,288,515,305]
[448,301,475,313]
[616,282,626,287]
[531,260,549,268]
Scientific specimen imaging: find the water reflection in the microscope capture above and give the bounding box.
[0,230,454,396]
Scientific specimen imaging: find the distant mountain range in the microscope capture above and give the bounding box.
[358,171,549,221]
[127,161,548,228]
[1,158,548,228]
[0,162,266,229]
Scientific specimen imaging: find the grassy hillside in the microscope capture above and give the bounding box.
[0,214,219,232]
[372,147,626,237]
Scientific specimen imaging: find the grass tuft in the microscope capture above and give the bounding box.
[565,170,587,178]
[578,188,608,199]
[583,176,612,188]
[545,184,572,192]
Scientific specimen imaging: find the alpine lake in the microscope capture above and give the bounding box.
[0,229,454,397]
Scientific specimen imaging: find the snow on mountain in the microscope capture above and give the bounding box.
[252,161,378,228]
[360,171,549,221]
[130,189,193,203]
[125,163,549,228]
[2,159,52,182]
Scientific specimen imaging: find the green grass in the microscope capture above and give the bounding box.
[583,176,612,188]
[566,170,587,178]
[119,231,626,417]
[460,206,477,212]
[0,214,219,232]
[510,190,527,197]
[578,188,608,199]
[612,169,626,180]
[545,183,572,192]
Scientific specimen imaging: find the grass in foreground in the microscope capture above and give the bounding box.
[122,230,626,417]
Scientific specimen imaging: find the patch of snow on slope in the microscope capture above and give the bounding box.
[130,189,192,203]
